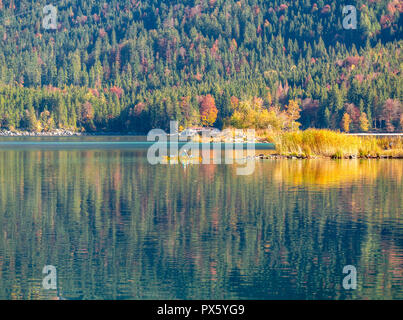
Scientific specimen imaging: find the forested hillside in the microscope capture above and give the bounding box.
[0,0,402,132]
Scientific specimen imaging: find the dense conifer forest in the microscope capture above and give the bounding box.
[0,0,401,133]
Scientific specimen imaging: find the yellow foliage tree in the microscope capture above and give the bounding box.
[285,99,301,131]
[359,112,370,132]
[228,98,286,130]
[341,113,351,132]
[257,108,283,130]
[266,91,272,106]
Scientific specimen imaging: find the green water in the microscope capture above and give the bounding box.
[0,137,402,300]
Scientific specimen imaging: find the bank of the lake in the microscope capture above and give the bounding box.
[1,128,403,159]
[0,129,143,136]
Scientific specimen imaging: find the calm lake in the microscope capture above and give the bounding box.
[0,137,402,300]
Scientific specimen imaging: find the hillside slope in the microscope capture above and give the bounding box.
[0,0,401,132]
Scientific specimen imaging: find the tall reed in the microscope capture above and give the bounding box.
[261,129,402,158]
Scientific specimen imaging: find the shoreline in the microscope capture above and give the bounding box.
[254,153,403,160]
[2,129,402,137]
[0,129,143,136]
[1,129,402,159]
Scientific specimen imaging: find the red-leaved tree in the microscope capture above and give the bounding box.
[199,94,218,127]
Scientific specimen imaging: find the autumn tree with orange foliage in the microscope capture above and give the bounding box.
[382,99,401,132]
[199,94,218,127]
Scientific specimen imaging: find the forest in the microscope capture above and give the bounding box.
[0,0,401,133]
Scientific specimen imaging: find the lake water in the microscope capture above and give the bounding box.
[0,137,402,300]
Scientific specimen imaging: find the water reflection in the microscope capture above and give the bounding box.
[0,148,402,299]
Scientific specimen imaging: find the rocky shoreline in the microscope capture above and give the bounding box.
[0,129,143,136]
[254,153,403,160]
[0,129,81,136]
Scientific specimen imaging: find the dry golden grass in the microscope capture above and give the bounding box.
[261,129,403,158]
[382,149,403,158]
